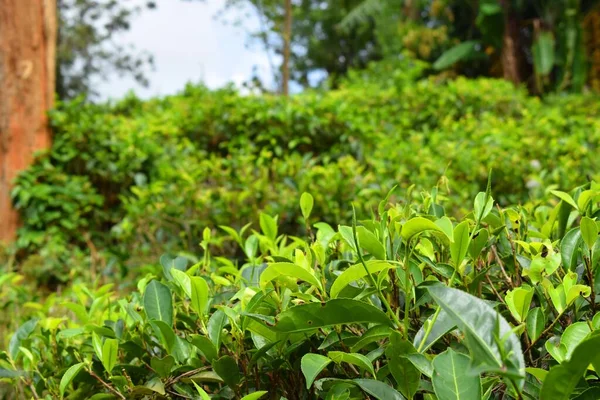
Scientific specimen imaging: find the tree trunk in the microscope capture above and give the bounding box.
[282,0,292,96]
[500,0,522,84]
[0,0,56,243]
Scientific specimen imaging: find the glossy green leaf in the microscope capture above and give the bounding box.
[300,192,314,220]
[540,332,600,399]
[101,338,118,373]
[561,228,582,271]
[350,325,393,352]
[432,349,481,400]
[149,320,190,363]
[526,308,545,342]
[171,268,192,298]
[386,332,420,398]
[9,318,38,360]
[401,217,444,241]
[273,299,393,333]
[208,309,228,349]
[192,381,211,400]
[151,355,175,378]
[580,217,598,250]
[356,226,386,260]
[259,213,278,241]
[414,309,456,352]
[190,276,209,317]
[60,362,85,398]
[451,221,471,269]
[505,286,534,323]
[191,335,218,361]
[473,192,494,222]
[328,351,375,376]
[426,284,525,384]
[550,190,578,210]
[241,391,268,400]
[469,229,489,260]
[212,355,241,388]
[330,261,393,298]
[301,353,332,389]
[143,280,173,326]
[260,262,322,292]
[353,379,406,400]
[435,217,454,242]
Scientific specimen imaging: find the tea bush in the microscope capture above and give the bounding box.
[3,182,600,399]
[9,59,600,281]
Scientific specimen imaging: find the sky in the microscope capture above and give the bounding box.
[97,0,275,100]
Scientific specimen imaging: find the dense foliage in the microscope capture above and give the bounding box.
[3,181,600,399]
[8,58,600,284]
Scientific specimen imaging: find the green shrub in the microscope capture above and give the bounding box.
[10,67,600,280]
[3,183,600,399]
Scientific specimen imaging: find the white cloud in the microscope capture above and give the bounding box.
[97,0,274,100]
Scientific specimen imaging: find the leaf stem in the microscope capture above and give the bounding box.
[352,205,403,331]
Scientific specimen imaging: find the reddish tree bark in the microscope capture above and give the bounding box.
[0,0,56,243]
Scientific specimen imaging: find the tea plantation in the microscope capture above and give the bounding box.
[2,60,600,399]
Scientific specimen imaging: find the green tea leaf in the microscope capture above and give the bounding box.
[151,355,175,378]
[101,338,118,373]
[353,379,406,400]
[301,353,332,389]
[432,349,481,400]
[401,217,444,241]
[208,309,228,349]
[190,276,209,317]
[300,192,314,220]
[330,261,393,298]
[9,318,38,360]
[191,335,218,361]
[259,213,278,241]
[356,226,386,260]
[550,190,578,210]
[273,299,393,333]
[241,391,268,400]
[451,221,471,270]
[328,351,375,376]
[580,217,598,250]
[561,228,582,271]
[505,286,534,323]
[60,362,85,398]
[212,355,241,388]
[260,262,323,292]
[540,332,600,399]
[350,325,393,352]
[386,332,420,398]
[414,309,456,352]
[144,280,173,326]
[526,308,545,342]
[426,284,525,385]
[474,192,494,222]
[192,381,211,400]
[171,269,192,298]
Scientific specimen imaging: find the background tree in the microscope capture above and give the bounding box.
[221,0,382,89]
[0,0,57,242]
[56,0,156,99]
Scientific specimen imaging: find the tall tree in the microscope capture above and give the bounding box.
[0,0,57,243]
[282,0,292,95]
[221,0,381,89]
